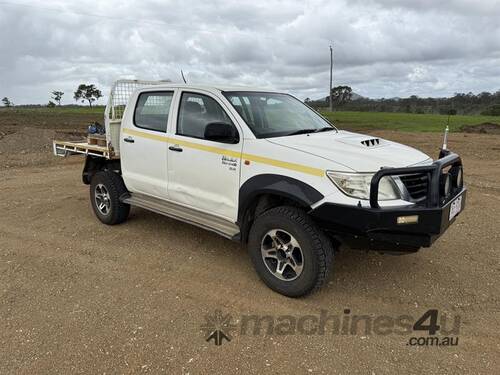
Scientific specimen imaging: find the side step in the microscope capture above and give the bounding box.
[121,193,240,240]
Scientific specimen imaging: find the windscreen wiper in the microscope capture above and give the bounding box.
[286,128,317,136]
[315,126,336,133]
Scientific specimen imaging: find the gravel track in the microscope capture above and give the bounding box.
[1,125,499,374]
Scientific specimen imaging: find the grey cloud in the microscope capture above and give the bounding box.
[357,0,500,16]
[0,0,499,104]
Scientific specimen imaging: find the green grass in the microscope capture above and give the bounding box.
[2,106,499,133]
[0,105,105,115]
[320,110,500,132]
[0,106,104,130]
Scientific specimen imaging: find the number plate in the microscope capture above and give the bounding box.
[449,195,463,221]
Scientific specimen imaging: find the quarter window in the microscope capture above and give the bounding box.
[134,92,173,132]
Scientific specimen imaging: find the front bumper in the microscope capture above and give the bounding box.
[311,151,466,252]
[311,188,466,252]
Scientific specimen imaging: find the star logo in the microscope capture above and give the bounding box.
[201,309,237,346]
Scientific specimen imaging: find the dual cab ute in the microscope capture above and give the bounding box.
[54,80,466,297]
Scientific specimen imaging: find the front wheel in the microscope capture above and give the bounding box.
[248,206,334,297]
[90,171,130,225]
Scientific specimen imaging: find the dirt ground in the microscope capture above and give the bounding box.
[462,122,500,134]
[1,116,499,374]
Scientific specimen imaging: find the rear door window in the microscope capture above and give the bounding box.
[134,92,174,132]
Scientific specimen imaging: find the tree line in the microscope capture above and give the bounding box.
[2,84,103,108]
[309,86,500,116]
[4,83,500,116]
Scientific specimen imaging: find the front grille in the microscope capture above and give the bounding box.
[399,173,429,201]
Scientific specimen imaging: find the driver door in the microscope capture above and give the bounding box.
[167,91,243,221]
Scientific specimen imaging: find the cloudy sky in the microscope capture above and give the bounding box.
[1,0,500,104]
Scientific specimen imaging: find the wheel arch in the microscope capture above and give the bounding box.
[238,174,324,242]
[83,156,122,185]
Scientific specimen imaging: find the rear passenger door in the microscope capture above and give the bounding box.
[121,90,174,199]
[167,91,243,221]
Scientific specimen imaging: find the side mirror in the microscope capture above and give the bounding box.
[204,122,239,144]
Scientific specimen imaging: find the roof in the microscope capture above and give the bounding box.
[137,83,280,93]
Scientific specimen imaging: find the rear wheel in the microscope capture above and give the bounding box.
[248,206,334,297]
[90,171,130,225]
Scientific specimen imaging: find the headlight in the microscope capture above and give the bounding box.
[456,167,463,188]
[451,166,463,188]
[440,173,452,197]
[326,171,401,201]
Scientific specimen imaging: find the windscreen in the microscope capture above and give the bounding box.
[223,92,336,138]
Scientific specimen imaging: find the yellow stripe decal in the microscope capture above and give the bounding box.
[241,153,324,176]
[122,128,324,177]
[123,128,166,142]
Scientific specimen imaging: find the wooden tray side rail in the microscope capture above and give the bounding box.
[52,140,117,159]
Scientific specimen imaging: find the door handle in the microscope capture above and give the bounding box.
[169,145,183,152]
[123,136,135,143]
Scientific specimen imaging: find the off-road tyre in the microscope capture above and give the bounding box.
[90,171,130,225]
[248,206,334,297]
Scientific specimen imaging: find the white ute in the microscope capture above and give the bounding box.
[54,80,466,297]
